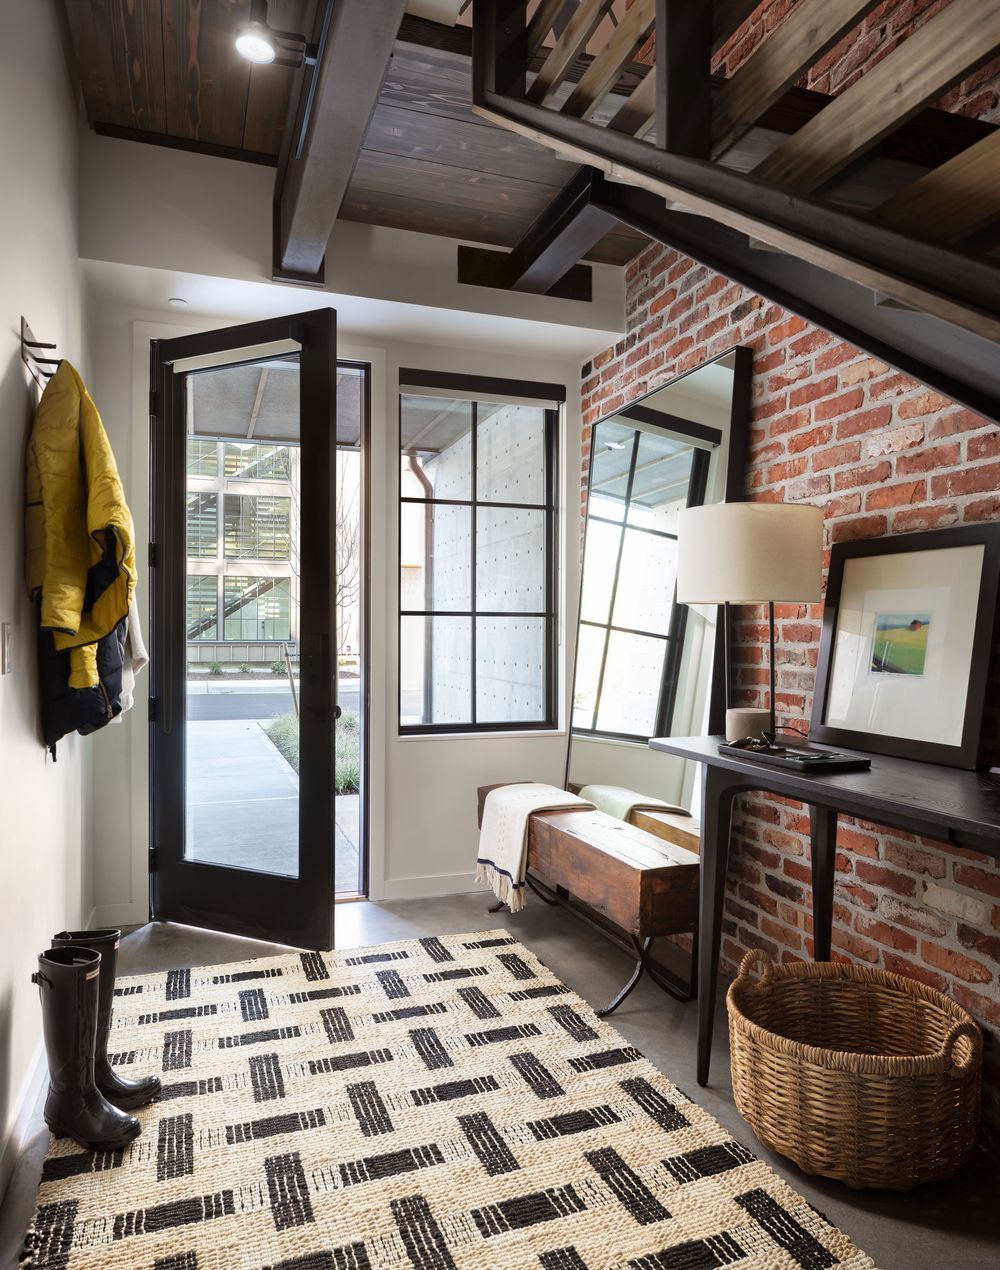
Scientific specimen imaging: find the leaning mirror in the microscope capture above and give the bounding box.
[567,347,751,809]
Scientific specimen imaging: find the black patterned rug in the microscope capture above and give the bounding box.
[23,931,875,1268]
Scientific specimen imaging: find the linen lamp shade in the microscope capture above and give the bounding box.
[677,502,823,605]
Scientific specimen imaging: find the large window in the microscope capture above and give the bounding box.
[223,576,292,641]
[398,376,560,733]
[223,494,291,560]
[573,420,708,741]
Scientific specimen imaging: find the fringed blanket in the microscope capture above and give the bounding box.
[476,782,593,912]
[578,783,690,824]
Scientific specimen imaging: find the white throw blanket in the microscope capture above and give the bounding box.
[578,784,690,824]
[476,783,594,912]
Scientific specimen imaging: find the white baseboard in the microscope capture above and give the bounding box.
[0,1038,46,1209]
[380,872,489,901]
[92,902,147,929]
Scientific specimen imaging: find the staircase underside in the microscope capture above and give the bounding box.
[470,1,1000,422]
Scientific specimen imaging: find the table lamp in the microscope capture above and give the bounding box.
[676,502,824,742]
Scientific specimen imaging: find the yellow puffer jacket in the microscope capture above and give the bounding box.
[25,361,136,689]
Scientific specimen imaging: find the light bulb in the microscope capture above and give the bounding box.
[235,27,276,63]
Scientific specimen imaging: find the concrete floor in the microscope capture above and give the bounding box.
[2,894,997,1268]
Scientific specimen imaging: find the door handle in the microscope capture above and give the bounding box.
[334,704,342,720]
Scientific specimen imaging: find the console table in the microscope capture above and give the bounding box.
[648,734,1000,1085]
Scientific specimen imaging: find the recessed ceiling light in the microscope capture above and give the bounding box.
[167,297,188,308]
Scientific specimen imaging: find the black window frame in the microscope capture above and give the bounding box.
[572,418,712,745]
[397,369,564,736]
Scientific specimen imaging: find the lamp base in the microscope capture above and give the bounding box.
[725,708,771,743]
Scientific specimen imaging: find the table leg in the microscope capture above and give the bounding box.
[697,765,739,1087]
[809,804,838,961]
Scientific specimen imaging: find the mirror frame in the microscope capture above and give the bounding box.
[566,345,752,785]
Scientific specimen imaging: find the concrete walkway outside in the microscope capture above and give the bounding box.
[186,718,361,892]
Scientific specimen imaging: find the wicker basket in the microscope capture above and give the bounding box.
[727,950,982,1190]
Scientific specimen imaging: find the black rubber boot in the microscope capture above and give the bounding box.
[52,928,161,1110]
[33,948,142,1151]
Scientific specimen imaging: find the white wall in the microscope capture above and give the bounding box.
[82,290,582,921]
[0,0,87,1198]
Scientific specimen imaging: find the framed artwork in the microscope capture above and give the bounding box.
[809,524,1000,768]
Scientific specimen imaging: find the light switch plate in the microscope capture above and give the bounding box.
[1,622,11,674]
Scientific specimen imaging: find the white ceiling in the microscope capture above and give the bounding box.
[82,259,620,362]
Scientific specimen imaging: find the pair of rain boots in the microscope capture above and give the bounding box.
[33,929,161,1151]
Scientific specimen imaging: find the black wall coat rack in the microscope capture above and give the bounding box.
[21,316,61,391]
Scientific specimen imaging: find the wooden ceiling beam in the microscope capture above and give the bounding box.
[527,0,615,106]
[563,0,655,120]
[873,130,1000,244]
[456,165,616,298]
[526,0,575,58]
[752,0,1000,194]
[713,0,763,54]
[273,0,407,282]
[713,0,883,159]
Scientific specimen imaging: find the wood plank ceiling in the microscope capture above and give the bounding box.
[60,0,645,266]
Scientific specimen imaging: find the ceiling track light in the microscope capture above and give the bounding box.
[235,0,318,67]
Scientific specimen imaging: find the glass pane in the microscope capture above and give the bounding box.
[223,494,291,560]
[612,529,678,635]
[186,492,217,558]
[184,360,301,880]
[595,631,667,737]
[477,402,546,503]
[588,420,635,520]
[224,442,291,480]
[401,395,472,499]
[223,576,292,641]
[579,518,622,625]
[476,507,545,612]
[476,617,546,723]
[186,575,217,640]
[572,623,606,731]
[400,616,471,726]
[400,503,471,612]
[627,432,695,532]
[187,439,218,476]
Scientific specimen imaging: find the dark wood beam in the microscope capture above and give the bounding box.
[528,0,613,105]
[656,0,712,157]
[273,0,406,281]
[456,166,616,298]
[563,0,655,119]
[94,122,278,166]
[713,0,761,54]
[873,130,1000,244]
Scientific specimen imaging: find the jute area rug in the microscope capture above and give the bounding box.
[23,931,876,1269]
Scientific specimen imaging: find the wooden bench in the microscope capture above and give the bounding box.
[476,784,700,1015]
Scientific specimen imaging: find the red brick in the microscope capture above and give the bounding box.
[833,461,891,491]
[957,923,1000,966]
[892,504,960,532]
[812,441,862,472]
[950,982,1000,1029]
[788,377,837,407]
[814,389,864,422]
[834,406,892,439]
[895,443,961,474]
[928,409,989,440]
[879,895,949,936]
[854,860,916,896]
[788,425,833,454]
[833,928,880,963]
[953,863,1000,899]
[853,914,918,953]
[920,942,993,985]
[882,840,947,879]
[966,432,1000,462]
[963,495,1000,523]
[865,421,924,456]
[864,480,926,510]
[830,514,888,543]
[881,953,948,993]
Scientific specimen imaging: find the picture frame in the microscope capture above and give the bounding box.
[809,524,1000,769]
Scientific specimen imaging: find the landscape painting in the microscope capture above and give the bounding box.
[870,611,932,676]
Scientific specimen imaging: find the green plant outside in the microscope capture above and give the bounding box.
[207,660,223,676]
[269,660,286,676]
[265,710,361,795]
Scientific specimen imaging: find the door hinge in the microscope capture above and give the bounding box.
[148,696,159,723]
[149,846,159,873]
[149,541,159,568]
[149,389,159,418]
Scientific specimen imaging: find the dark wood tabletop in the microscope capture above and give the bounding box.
[649,734,1000,854]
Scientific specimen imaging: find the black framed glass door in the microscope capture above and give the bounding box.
[149,311,337,949]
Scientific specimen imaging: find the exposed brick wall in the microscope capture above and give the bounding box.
[581,1,1000,1156]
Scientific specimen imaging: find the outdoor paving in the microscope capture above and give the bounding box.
[186,718,361,892]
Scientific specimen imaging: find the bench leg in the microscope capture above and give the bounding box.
[597,936,652,1017]
[487,899,507,914]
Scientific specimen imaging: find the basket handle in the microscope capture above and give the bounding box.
[736,948,775,991]
[941,1020,982,1074]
